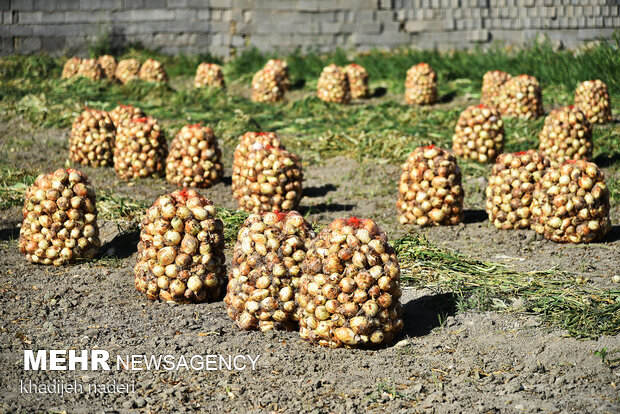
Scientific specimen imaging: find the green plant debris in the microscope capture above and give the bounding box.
[96,190,151,222]
[594,347,609,365]
[95,193,249,245]
[393,235,620,339]
[0,166,38,210]
[216,207,249,244]
[365,381,416,402]
[1,41,619,341]
[0,181,249,246]
[1,38,619,173]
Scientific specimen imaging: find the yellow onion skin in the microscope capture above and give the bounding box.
[97,55,117,81]
[115,59,140,84]
[317,64,350,104]
[194,63,226,89]
[69,108,116,167]
[531,159,611,243]
[405,63,437,105]
[139,58,168,83]
[452,104,504,164]
[252,67,286,103]
[76,58,105,81]
[62,57,82,79]
[497,74,543,119]
[109,104,146,130]
[225,211,315,331]
[134,189,226,303]
[481,70,512,109]
[264,59,291,91]
[113,116,168,180]
[165,124,224,189]
[538,105,593,165]
[574,79,612,125]
[397,145,464,227]
[485,150,550,230]
[344,63,369,99]
[233,131,283,166]
[232,132,302,213]
[298,217,403,348]
[19,168,100,265]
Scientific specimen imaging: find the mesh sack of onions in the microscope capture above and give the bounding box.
[485,150,550,230]
[452,103,504,163]
[264,59,291,91]
[62,57,82,78]
[115,58,140,84]
[232,133,302,213]
[251,67,286,103]
[574,79,612,125]
[19,168,100,265]
[344,63,370,99]
[165,124,224,188]
[97,55,117,81]
[194,63,226,89]
[317,64,350,104]
[481,70,511,109]
[405,63,437,105]
[69,108,116,167]
[538,105,592,165]
[113,116,167,180]
[531,160,611,243]
[225,211,315,331]
[134,189,226,303]
[139,58,168,83]
[397,145,464,226]
[76,58,105,81]
[298,217,404,348]
[497,74,543,119]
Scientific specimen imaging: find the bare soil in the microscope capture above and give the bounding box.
[1,122,619,413]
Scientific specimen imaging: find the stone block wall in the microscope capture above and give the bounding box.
[1,0,618,56]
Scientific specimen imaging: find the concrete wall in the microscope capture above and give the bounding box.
[1,0,618,57]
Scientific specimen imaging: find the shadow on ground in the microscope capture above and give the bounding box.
[372,87,387,98]
[603,225,620,243]
[439,91,457,104]
[292,79,306,90]
[399,292,458,338]
[99,228,140,259]
[304,184,337,198]
[300,202,355,215]
[593,151,620,168]
[0,227,20,242]
[464,209,488,224]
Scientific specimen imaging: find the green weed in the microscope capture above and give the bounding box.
[393,234,620,338]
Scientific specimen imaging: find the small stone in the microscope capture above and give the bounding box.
[393,339,410,348]
[506,381,524,393]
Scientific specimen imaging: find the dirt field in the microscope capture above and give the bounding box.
[0,115,619,413]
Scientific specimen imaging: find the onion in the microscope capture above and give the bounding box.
[532,160,610,243]
[135,189,226,303]
[18,168,100,266]
[497,74,543,119]
[397,146,464,226]
[225,211,314,332]
[405,62,437,105]
[232,133,303,213]
[298,218,403,348]
[574,80,612,125]
[317,64,351,104]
